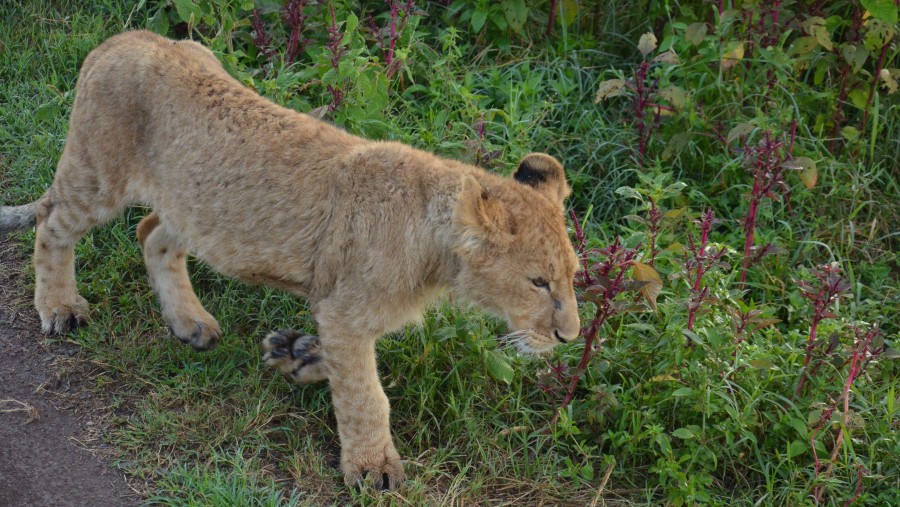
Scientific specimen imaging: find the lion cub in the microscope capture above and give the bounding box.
[0,31,580,489]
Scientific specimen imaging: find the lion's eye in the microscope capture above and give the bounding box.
[531,277,550,289]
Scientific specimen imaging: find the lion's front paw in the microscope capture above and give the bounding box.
[36,294,89,335]
[342,440,405,491]
[261,329,328,383]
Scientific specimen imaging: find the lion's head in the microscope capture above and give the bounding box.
[453,153,580,354]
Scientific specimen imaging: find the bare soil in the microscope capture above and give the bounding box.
[0,237,140,506]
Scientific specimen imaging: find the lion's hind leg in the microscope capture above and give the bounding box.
[262,330,328,383]
[33,157,126,334]
[137,212,221,350]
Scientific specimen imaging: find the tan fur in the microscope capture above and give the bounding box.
[1,31,580,489]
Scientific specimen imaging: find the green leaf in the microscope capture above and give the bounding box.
[560,0,579,27]
[865,19,895,50]
[849,87,869,110]
[808,409,823,425]
[148,9,170,35]
[672,427,694,439]
[727,122,754,144]
[790,36,819,55]
[672,387,693,397]
[685,22,707,46]
[662,133,690,160]
[344,12,358,38]
[750,358,775,370]
[812,25,833,51]
[502,0,528,33]
[842,44,869,74]
[788,440,808,458]
[35,101,59,123]
[862,0,898,23]
[471,9,488,33]
[173,0,202,26]
[484,351,515,384]
[841,125,861,141]
[614,186,644,202]
[657,86,686,110]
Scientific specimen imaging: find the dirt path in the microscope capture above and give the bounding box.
[0,237,140,506]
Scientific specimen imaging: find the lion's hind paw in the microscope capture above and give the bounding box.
[262,329,328,383]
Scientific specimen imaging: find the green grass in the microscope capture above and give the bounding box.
[2,1,898,505]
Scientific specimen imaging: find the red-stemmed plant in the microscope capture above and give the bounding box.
[738,125,796,284]
[809,323,884,503]
[550,212,646,423]
[681,208,726,332]
[324,3,345,111]
[795,263,852,395]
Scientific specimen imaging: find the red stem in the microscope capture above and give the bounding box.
[795,316,819,395]
[860,42,890,133]
[740,194,759,284]
[546,0,557,36]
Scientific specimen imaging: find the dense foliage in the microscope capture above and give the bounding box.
[1,0,897,505]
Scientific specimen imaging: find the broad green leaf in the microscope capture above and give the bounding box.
[849,87,870,110]
[148,9,170,35]
[173,0,202,26]
[865,19,895,50]
[727,122,754,144]
[672,427,694,439]
[471,9,488,33]
[685,22,707,45]
[788,440,808,458]
[862,0,899,23]
[35,101,59,122]
[344,12,358,38]
[658,86,686,110]
[664,207,688,219]
[808,409,823,426]
[484,351,515,384]
[812,25,833,51]
[502,0,528,33]
[662,133,690,160]
[801,17,833,51]
[672,387,693,397]
[594,79,628,103]
[841,125,861,141]
[750,358,775,370]
[638,32,657,57]
[632,261,662,313]
[842,44,869,74]
[615,186,644,202]
[721,41,744,69]
[560,0,579,27]
[791,36,819,55]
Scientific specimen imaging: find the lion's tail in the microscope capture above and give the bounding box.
[0,201,38,234]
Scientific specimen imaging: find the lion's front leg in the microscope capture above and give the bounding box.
[321,327,404,490]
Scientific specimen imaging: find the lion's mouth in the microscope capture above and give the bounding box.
[499,329,559,355]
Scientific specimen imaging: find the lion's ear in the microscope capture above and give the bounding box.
[512,153,570,205]
[454,175,514,252]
